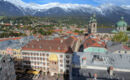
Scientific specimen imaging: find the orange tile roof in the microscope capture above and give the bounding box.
[123,46,130,50]
[22,37,77,53]
[53,29,63,32]
[66,31,73,34]
[0,37,21,42]
[4,23,11,26]
[83,35,106,49]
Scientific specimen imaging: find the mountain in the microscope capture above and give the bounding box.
[0,0,24,16]
[0,0,130,26]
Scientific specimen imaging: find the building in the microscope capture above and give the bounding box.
[21,36,77,76]
[80,34,107,53]
[0,36,35,70]
[70,52,130,80]
[0,54,16,80]
[88,14,97,34]
[88,15,130,39]
[106,41,130,54]
[116,17,128,32]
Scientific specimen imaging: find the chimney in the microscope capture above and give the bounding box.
[82,57,86,65]
[36,38,39,42]
[39,45,42,49]
[94,73,97,80]
[26,45,28,48]
[58,47,60,50]
[49,47,52,50]
[60,39,63,43]
[109,66,114,76]
[32,45,34,48]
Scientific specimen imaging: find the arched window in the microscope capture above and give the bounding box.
[93,24,96,28]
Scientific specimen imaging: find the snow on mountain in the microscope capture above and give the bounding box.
[0,0,107,12]
[1,0,130,16]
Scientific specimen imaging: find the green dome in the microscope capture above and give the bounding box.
[116,17,128,27]
[111,29,118,33]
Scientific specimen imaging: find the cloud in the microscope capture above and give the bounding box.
[94,0,130,5]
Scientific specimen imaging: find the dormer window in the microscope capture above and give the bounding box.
[39,45,42,49]
[82,57,86,65]
[32,45,34,48]
[125,51,127,54]
[93,55,103,61]
[26,45,28,48]
[58,47,60,50]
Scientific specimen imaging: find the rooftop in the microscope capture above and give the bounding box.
[72,52,130,70]
[106,41,128,52]
[22,36,77,53]
[0,37,21,42]
[0,36,34,50]
[0,54,3,60]
[97,28,115,33]
[83,35,106,49]
[116,17,128,28]
[71,68,130,80]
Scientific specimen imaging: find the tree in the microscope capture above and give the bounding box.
[112,32,128,43]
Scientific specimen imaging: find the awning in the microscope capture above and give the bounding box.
[27,70,39,75]
[16,70,25,73]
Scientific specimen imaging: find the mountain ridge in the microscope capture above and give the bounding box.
[0,0,130,26]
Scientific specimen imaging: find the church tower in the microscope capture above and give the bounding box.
[88,14,97,33]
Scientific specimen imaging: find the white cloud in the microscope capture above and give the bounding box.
[94,0,130,5]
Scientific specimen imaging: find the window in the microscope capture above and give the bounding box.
[60,69,63,73]
[54,62,57,64]
[60,60,63,63]
[47,63,49,66]
[66,55,70,58]
[66,60,70,64]
[46,54,49,56]
[66,70,69,73]
[43,63,45,65]
[60,64,63,67]
[39,57,41,60]
[93,24,96,28]
[42,54,45,56]
[43,58,45,61]
[3,60,5,63]
[60,55,63,58]
[66,65,70,67]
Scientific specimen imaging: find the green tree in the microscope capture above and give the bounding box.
[112,32,128,43]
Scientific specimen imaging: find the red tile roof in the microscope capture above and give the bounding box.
[0,37,21,42]
[123,46,130,50]
[84,35,106,49]
[4,23,11,26]
[53,29,63,32]
[22,37,77,53]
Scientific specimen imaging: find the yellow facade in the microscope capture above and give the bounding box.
[49,54,58,62]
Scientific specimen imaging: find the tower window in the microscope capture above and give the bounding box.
[93,24,96,28]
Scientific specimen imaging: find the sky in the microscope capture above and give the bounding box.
[22,0,130,6]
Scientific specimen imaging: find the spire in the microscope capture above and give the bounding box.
[93,14,96,18]
[121,16,124,20]
[89,14,97,23]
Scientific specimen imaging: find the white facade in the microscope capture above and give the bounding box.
[21,50,72,75]
[117,27,127,32]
